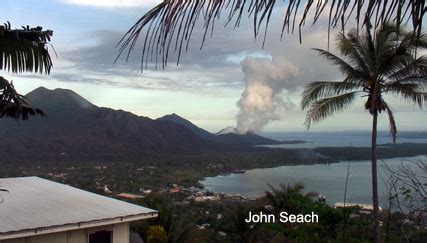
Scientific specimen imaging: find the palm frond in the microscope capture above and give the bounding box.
[169,220,195,243]
[386,56,427,82]
[336,31,370,74]
[0,22,54,74]
[288,182,304,193]
[0,76,46,120]
[301,81,363,110]
[312,48,367,80]
[383,82,426,108]
[396,30,427,55]
[375,24,402,70]
[304,91,358,128]
[117,0,427,70]
[379,30,427,76]
[384,103,397,143]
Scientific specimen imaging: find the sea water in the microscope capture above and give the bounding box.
[201,156,426,207]
[261,131,427,148]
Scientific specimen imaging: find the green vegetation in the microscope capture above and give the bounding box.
[2,5,426,242]
[129,183,422,242]
[131,195,203,243]
[2,143,427,194]
[0,148,311,193]
[314,143,427,161]
[146,226,167,243]
[301,24,427,242]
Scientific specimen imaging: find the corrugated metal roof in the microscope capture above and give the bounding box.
[0,177,157,236]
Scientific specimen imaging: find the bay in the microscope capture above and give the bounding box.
[200,156,426,207]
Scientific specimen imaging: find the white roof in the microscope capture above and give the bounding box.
[334,202,383,211]
[0,177,157,239]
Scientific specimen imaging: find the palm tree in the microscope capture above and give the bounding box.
[264,182,305,215]
[301,24,427,242]
[0,77,45,120]
[218,206,262,242]
[0,21,53,74]
[117,1,426,70]
[0,21,53,120]
[139,197,195,243]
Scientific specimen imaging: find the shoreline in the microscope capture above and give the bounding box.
[199,154,427,205]
[195,143,427,191]
[200,152,427,181]
[204,142,427,178]
[2,143,426,196]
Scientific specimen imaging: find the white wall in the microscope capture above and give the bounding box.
[112,223,129,243]
[1,223,130,243]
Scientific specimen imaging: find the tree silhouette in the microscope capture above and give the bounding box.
[218,205,262,242]
[301,24,427,242]
[0,21,54,120]
[116,0,426,70]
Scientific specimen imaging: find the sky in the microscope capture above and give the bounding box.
[1,0,426,133]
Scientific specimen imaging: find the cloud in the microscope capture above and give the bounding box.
[55,29,246,94]
[4,0,426,132]
[44,16,342,102]
[40,8,345,111]
[64,0,161,8]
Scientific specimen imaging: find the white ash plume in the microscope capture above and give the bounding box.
[236,56,298,134]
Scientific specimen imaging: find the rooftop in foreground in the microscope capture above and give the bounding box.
[0,176,157,240]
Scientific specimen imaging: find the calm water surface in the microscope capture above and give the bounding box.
[201,156,426,207]
[262,131,427,148]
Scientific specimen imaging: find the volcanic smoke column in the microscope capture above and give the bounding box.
[236,56,298,134]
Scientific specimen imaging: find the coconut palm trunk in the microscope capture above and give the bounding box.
[371,110,380,242]
[301,24,427,242]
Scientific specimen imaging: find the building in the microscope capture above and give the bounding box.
[334,202,383,215]
[116,193,144,200]
[0,177,157,243]
[168,186,182,193]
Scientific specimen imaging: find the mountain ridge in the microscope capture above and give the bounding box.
[157,114,286,146]
[26,86,97,111]
[0,87,218,162]
[0,87,292,163]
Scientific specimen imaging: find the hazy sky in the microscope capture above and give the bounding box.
[1,0,426,133]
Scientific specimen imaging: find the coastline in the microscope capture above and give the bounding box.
[207,142,427,176]
[199,154,427,205]
[3,143,426,196]
[194,142,427,189]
